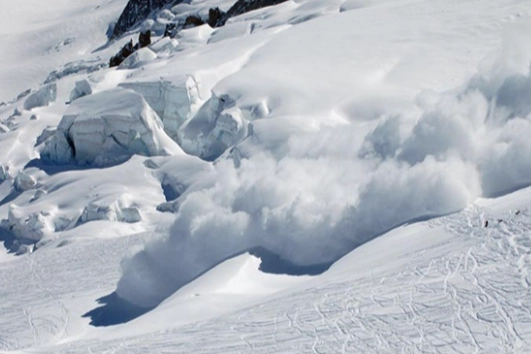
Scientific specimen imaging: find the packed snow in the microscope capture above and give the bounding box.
[1,0,531,352]
[41,88,182,166]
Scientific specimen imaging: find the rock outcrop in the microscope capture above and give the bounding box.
[112,0,289,40]
[223,0,288,22]
[112,0,178,38]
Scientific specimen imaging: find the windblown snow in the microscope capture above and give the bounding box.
[1,0,531,352]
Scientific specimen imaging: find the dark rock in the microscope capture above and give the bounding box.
[183,15,204,28]
[109,40,135,67]
[220,0,289,26]
[112,0,180,38]
[207,7,224,28]
[139,30,152,48]
[111,0,289,42]
[164,23,177,38]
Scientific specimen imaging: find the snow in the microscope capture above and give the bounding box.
[119,76,200,141]
[178,93,248,159]
[69,79,93,102]
[118,47,158,69]
[41,88,183,166]
[13,171,37,192]
[1,0,531,352]
[23,84,57,111]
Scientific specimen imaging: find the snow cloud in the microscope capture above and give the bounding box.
[117,25,531,308]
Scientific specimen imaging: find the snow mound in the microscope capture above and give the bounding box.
[0,166,10,183]
[3,205,53,242]
[179,93,248,160]
[118,48,157,70]
[41,88,182,166]
[80,201,142,224]
[23,83,57,110]
[149,37,179,57]
[119,76,200,141]
[69,79,94,102]
[14,171,37,192]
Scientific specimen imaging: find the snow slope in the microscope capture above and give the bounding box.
[1,0,531,352]
[3,190,531,352]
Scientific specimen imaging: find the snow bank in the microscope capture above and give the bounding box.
[3,205,54,242]
[116,27,531,308]
[23,83,57,110]
[118,48,157,70]
[149,37,179,57]
[80,201,142,224]
[14,171,37,192]
[69,79,93,102]
[41,88,182,166]
[119,77,200,141]
[179,93,248,160]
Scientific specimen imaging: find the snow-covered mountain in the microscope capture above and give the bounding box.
[1,0,531,352]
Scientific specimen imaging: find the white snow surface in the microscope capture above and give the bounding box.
[41,88,183,166]
[1,0,531,352]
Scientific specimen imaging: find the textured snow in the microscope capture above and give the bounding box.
[119,76,200,141]
[41,88,183,166]
[1,0,531,352]
[179,93,248,159]
[23,83,57,110]
[69,79,93,102]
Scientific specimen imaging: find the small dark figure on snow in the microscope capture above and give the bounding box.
[484,220,489,228]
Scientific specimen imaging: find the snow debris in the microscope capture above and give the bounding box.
[0,166,10,183]
[12,108,22,116]
[36,126,56,146]
[119,77,200,141]
[120,207,142,223]
[117,25,531,308]
[80,201,142,224]
[179,93,248,160]
[149,37,179,57]
[14,171,36,192]
[30,189,47,202]
[5,205,52,242]
[69,79,94,102]
[41,88,182,166]
[23,83,57,110]
[14,243,34,255]
[118,47,157,70]
[0,123,10,133]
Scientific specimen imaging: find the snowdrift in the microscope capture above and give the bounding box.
[41,88,183,166]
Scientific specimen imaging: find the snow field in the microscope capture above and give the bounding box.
[1,0,531,352]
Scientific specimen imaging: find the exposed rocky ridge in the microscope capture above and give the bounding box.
[112,0,179,38]
[221,0,288,25]
[112,0,289,39]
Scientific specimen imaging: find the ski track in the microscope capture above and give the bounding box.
[0,233,147,351]
[10,204,525,353]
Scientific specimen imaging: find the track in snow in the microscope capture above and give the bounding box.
[28,201,531,353]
